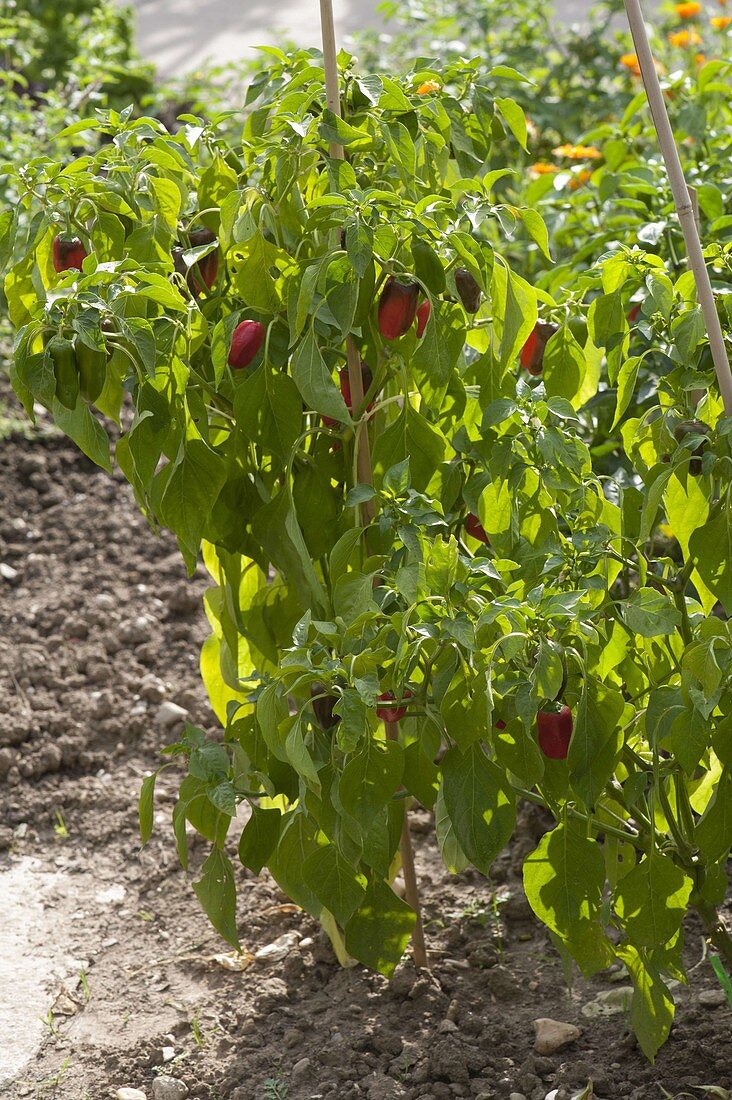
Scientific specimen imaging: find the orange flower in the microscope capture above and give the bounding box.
[668,27,703,44]
[530,162,559,175]
[552,143,602,160]
[675,1,701,16]
[620,52,642,75]
[710,14,732,25]
[696,51,707,62]
[568,169,592,191]
[416,80,441,94]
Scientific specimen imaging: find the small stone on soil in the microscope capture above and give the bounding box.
[155,701,189,729]
[532,1018,581,1055]
[292,1056,312,1078]
[116,1089,147,1100]
[699,989,727,1007]
[151,1077,189,1100]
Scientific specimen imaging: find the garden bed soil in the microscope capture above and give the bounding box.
[0,388,730,1100]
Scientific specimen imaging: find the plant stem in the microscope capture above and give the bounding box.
[695,900,732,969]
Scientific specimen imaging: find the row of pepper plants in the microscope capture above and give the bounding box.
[2,3,732,1062]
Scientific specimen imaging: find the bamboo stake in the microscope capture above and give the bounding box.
[623,0,732,416]
[319,0,376,521]
[319,0,427,967]
[388,721,429,968]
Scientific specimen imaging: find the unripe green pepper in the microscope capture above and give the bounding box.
[76,341,107,403]
[49,337,80,410]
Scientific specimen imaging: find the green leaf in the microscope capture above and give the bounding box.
[441,745,515,875]
[302,844,367,926]
[434,786,470,872]
[411,238,446,295]
[338,740,404,835]
[192,849,240,949]
[319,109,374,149]
[412,300,466,391]
[290,329,351,421]
[523,820,613,976]
[568,679,625,809]
[372,405,445,492]
[541,327,590,411]
[494,97,528,150]
[138,772,157,845]
[690,513,732,615]
[251,486,328,614]
[695,769,732,863]
[238,806,283,874]
[234,365,303,462]
[615,944,675,1062]
[159,434,227,570]
[440,668,489,750]
[267,812,322,918]
[53,398,112,472]
[621,588,681,638]
[492,261,536,369]
[614,851,693,948]
[344,878,416,977]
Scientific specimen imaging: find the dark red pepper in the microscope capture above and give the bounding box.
[375,690,413,723]
[537,705,573,760]
[627,303,642,324]
[465,513,489,545]
[228,320,265,369]
[311,683,340,730]
[187,227,218,293]
[52,235,87,273]
[455,268,481,313]
[520,321,558,376]
[378,277,419,340]
[416,300,431,338]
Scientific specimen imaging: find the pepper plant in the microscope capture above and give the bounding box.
[3,39,732,1063]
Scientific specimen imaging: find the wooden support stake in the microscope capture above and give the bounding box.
[623,0,732,416]
[387,721,429,969]
[319,0,425,966]
[319,0,375,523]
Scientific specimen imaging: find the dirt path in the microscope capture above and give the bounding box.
[0,389,730,1099]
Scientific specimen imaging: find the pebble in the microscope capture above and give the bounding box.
[292,1057,312,1079]
[699,988,728,1008]
[532,1018,581,1055]
[155,702,189,730]
[439,1019,459,1033]
[120,615,153,645]
[151,1078,189,1100]
[0,563,18,582]
[509,1094,529,1100]
[581,986,634,1018]
[139,673,167,703]
[167,582,201,615]
[116,1090,147,1100]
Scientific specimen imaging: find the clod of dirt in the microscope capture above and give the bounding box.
[533,1018,581,1054]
